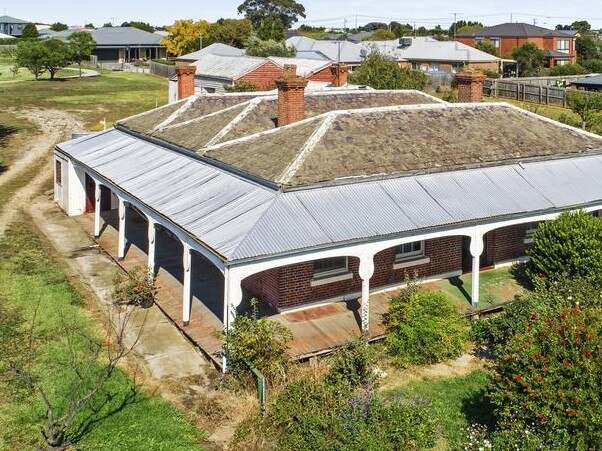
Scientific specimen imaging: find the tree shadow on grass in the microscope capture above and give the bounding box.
[0,124,19,174]
[67,384,140,444]
[461,386,495,429]
[509,262,534,291]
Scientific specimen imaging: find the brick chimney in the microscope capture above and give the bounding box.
[175,65,196,100]
[455,70,486,102]
[276,64,308,127]
[330,63,349,87]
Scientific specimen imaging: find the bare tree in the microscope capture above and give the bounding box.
[5,301,147,450]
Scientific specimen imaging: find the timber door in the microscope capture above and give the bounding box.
[84,174,95,213]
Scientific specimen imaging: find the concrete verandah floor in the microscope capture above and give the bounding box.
[78,209,390,365]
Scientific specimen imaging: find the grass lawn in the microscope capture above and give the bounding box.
[390,370,493,450]
[424,267,526,311]
[483,96,582,125]
[0,222,205,450]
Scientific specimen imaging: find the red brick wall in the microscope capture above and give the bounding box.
[489,224,528,263]
[458,36,576,62]
[237,61,283,91]
[243,236,463,310]
[308,66,334,82]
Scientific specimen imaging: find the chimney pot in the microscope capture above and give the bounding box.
[455,70,486,103]
[175,65,196,100]
[276,65,308,127]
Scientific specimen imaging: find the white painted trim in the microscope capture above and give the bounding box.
[523,237,533,245]
[204,97,263,147]
[310,272,353,287]
[393,256,431,270]
[152,95,198,131]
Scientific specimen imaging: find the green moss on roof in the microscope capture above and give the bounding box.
[171,95,254,126]
[203,118,322,181]
[119,101,185,134]
[152,105,247,150]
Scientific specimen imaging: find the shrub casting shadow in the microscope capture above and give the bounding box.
[0,125,18,174]
[509,262,534,291]
[461,387,495,429]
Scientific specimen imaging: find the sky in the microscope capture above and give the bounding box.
[2,0,602,29]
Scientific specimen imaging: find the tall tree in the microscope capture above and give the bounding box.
[121,21,155,33]
[449,20,483,37]
[68,31,96,77]
[246,36,295,56]
[50,22,69,32]
[511,42,545,76]
[474,40,498,56]
[21,23,39,39]
[42,39,72,80]
[206,19,253,48]
[389,22,413,38]
[15,39,46,79]
[257,16,285,41]
[363,28,396,41]
[576,34,601,62]
[571,20,591,34]
[162,19,210,56]
[237,0,306,29]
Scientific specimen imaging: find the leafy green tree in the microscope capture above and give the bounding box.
[548,63,586,76]
[15,39,46,79]
[359,22,388,32]
[21,23,39,39]
[206,18,253,49]
[571,20,591,34]
[449,20,483,37]
[84,23,95,29]
[237,0,306,29]
[49,22,69,32]
[576,34,601,62]
[566,90,602,130]
[582,58,602,73]
[102,22,113,28]
[224,80,259,92]
[474,40,498,56]
[257,16,285,41]
[511,42,545,76]
[121,21,155,33]
[363,28,396,41]
[41,39,73,80]
[528,211,602,286]
[389,21,413,38]
[489,299,602,448]
[349,53,428,90]
[68,31,96,77]
[246,36,295,56]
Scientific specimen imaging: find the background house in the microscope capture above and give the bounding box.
[457,22,576,67]
[570,74,602,91]
[0,15,28,37]
[176,43,246,65]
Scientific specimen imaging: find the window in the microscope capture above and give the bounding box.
[557,39,569,52]
[525,222,540,242]
[490,38,500,48]
[55,160,62,186]
[313,257,348,279]
[557,59,569,66]
[395,241,424,262]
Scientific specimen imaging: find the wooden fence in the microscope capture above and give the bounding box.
[484,79,567,107]
[149,61,176,78]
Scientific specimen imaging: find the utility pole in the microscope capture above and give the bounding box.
[199,36,203,51]
[453,12,459,40]
[355,14,358,30]
[510,13,513,23]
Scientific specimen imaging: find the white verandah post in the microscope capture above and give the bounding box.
[358,253,375,335]
[147,217,156,283]
[93,180,101,238]
[117,197,127,260]
[182,243,192,326]
[222,268,243,373]
[470,232,485,307]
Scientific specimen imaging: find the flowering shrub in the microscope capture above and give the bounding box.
[326,337,376,389]
[461,424,492,451]
[386,286,469,367]
[488,300,602,449]
[527,211,602,287]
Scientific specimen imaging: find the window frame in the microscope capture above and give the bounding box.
[490,37,500,48]
[313,256,349,280]
[395,240,425,263]
[55,159,62,186]
[524,221,540,243]
[556,39,570,52]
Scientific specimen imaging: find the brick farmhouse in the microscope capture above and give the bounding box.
[54,65,602,369]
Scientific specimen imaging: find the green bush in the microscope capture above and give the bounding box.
[385,286,469,367]
[548,63,587,76]
[349,53,428,90]
[488,300,602,449]
[326,337,376,389]
[222,299,292,383]
[112,265,156,308]
[527,211,602,287]
[266,378,437,451]
[224,80,259,92]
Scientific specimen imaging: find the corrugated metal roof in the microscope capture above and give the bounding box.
[286,36,365,64]
[192,54,266,80]
[457,22,573,38]
[268,56,331,77]
[59,128,602,263]
[361,37,500,63]
[177,43,246,61]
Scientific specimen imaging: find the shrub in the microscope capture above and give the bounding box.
[548,63,587,76]
[222,299,293,383]
[224,80,259,92]
[112,265,156,307]
[527,211,602,287]
[488,300,602,448]
[326,337,376,389]
[349,53,428,90]
[385,286,469,367]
